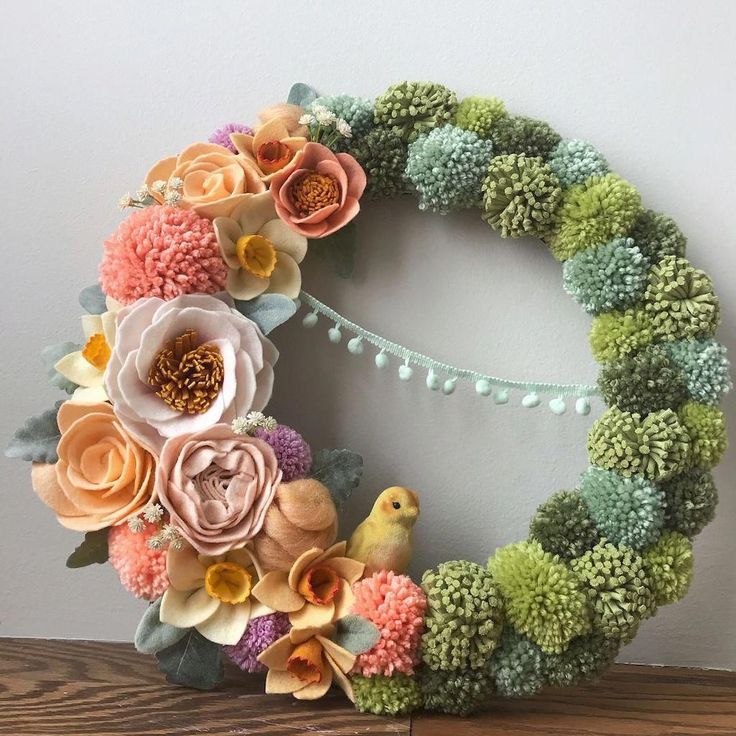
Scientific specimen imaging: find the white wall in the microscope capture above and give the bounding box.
[1,0,734,669]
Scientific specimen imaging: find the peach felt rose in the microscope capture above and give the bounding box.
[231,118,308,182]
[30,401,156,531]
[270,142,367,238]
[145,143,266,219]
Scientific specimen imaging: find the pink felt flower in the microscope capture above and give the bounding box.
[269,142,366,239]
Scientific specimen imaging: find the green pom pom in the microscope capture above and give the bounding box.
[547,139,609,188]
[661,469,718,538]
[455,95,507,138]
[664,339,732,406]
[529,490,599,560]
[490,628,545,698]
[549,174,642,261]
[589,309,654,364]
[678,401,728,469]
[488,541,591,653]
[374,81,457,143]
[311,95,374,151]
[597,345,688,415]
[421,667,495,715]
[489,115,561,158]
[587,407,690,482]
[542,633,619,687]
[643,531,693,606]
[350,127,409,199]
[628,209,686,262]
[578,467,664,550]
[421,560,504,671]
[481,154,562,238]
[352,674,422,716]
[571,540,656,642]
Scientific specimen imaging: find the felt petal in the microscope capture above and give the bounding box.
[288,548,326,590]
[227,191,275,234]
[289,601,335,629]
[196,599,251,645]
[289,626,323,645]
[336,152,368,199]
[249,600,274,619]
[259,219,308,262]
[317,636,356,674]
[325,653,354,701]
[253,571,304,612]
[213,217,242,269]
[144,156,177,203]
[194,193,255,220]
[81,314,104,340]
[226,267,269,301]
[332,580,354,621]
[265,669,304,694]
[159,587,220,628]
[57,400,113,433]
[252,117,292,152]
[293,666,332,700]
[178,142,233,163]
[166,544,205,592]
[322,557,364,584]
[258,633,294,669]
[101,311,117,347]
[72,385,109,404]
[31,462,81,518]
[55,352,103,388]
[266,255,301,298]
[313,541,348,566]
[292,202,340,227]
[319,199,360,238]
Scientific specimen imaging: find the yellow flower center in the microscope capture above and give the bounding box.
[256,140,295,175]
[290,172,340,217]
[297,565,340,606]
[286,637,324,684]
[81,333,110,371]
[235,234,277,278]
[204,561,253,605]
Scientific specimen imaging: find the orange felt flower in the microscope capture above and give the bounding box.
[252,542,364,629]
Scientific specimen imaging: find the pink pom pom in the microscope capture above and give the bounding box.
[108,522,169,600]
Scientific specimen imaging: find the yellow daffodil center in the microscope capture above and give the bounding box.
[256,140,295,175]
[286,637,324,684]
[204,561,253,605]
[81,333,110,371]
[291,172,340,217]
[297,565,340,606]
[235,234,277,278]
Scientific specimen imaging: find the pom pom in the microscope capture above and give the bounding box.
[312,94,374,141]
[99,205,227,305]
[678,402,728,469]
[490,629,545,698]
[481,154,562,238]
[489,541,590,653]
[489,115,561,158]
[589,308,653,364]
[578,467,664,549]
[406,125,493,214]
[223,613,290,672]
[455,95,507,138]
[421,667,495,715]
[351,571,427,676]
[587,407,690,482]
[108,521,168,601]
[549,175,642,261]
[643,532,693,606]
[529,490,599,559]
[208,122,254,152]
[374,81,457,142]
[352,674,422,716]
[542,633,619,688]
[351,127,409,199]
[252,424,312,482]
[547,139,609,188]
[629,209,686,262]
[563,237,649,314]
[664,339,732,406]
[661,469,718,538]
[421,560,503,670]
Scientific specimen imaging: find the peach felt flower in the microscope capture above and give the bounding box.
[30,401,156,531]
[214,192,308,300]
[231,118,308,182]
[270,142,367,238]
[145,143,265,219]
[253,542,364,628]
[258,624,356,701]
[257,103,310,138]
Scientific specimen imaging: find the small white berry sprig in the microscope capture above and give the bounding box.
[299,104,353,148]
[127,502,184,550]
[118,177,184,211]
[231,411,278,436]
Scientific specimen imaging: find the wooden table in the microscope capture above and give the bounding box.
[0,639,734,735]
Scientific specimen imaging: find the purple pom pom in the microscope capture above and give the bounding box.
[254,425,312,482]
[223,613,290,673]
[208,122,254,153]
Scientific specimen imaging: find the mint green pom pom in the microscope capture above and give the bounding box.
[542,633,619,687]
[548,139,609,188]
[664,339,732,406]
[490,629,545,698]
[352,674,422,716]
[678,401,728,469]
[350,127,409,199]
[643,531,693,606]
[421,667,495,715]
[529,490,599,560]
[313,94,374,140]
[455,95,507,138]
[589,308,654,364]
[661,469,718,538]
[490,115,561,158]
[629,209,687,262]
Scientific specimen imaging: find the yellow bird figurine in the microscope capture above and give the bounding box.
[347,486,420,576]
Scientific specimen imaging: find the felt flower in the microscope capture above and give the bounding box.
[269,142,367,238]
[156,424,282,556]
[105,293,277,452]
[253,541,364,628]
[213,193,307,300]
[256,103,310,138]
[30,401,155,531]
[159,542,271,645]
[144,143,265,219]
[258,623,356,701]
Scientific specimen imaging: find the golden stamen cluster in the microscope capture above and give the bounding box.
[291,172,340,217]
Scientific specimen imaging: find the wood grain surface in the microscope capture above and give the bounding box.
[0,638,734,736]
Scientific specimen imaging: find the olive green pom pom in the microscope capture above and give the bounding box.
[529,491,599,560]
[421,560,504,671]
[374,81,457,142]
[481,154,562,238]
[589,309,654,364]
[542,633,619,688]
[661,469,718,538]
[352,674,422,716]
[549,174,642,261]
[350,127,409,199]
[571,540,656,642]
[421,667,495,715]
[587,407,690,482]
[490,629,545,698]
[629,209,686,262]
[678,401,728,469]
[455,95,507,138]
[643,532,693,606]
[598,345,688,415]
[489,115,561,158]
[488,541,591,653]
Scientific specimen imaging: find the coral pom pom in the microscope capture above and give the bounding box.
[108,521,168,601]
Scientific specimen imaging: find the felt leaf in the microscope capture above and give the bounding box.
[308,221,358,279]
[66,528,109,568]
[233,294,298,335]
[333,615,381,655]
[287,82,318,108]
[78,284,107,315]
[310,448,364,508]
[42,342,81,394]
[5,402,62,463]
[156,629,224,691]
[135,598,189,654]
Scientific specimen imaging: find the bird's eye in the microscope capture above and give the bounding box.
[392,501,401,509]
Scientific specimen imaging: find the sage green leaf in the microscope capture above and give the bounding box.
[334,615,381,654]
[79,284,107,314]
[66,528,109,568]
[5,402,62,463]
[135,598,189,654]
[310,448,364,507]
[42,342,81,394]
[233,294,297,335]
[308,221,358,279]
[156,629,223,690]
[287,82,318,108]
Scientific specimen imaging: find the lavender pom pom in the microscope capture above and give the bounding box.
[223,613,290,673]
[254,424,312,482]
[208,122,254,153]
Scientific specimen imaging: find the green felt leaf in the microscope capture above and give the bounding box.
[79,284,107,314]
[333,615,381,655]
[310,448,364,508]
[42,342,81,394]
[233,294,297,335]
[66,528,109,568]
[287,82,318,108]
[5,402,62,463]
[308,221,358,279]
[135,598,189,654]
[156,629,224,690]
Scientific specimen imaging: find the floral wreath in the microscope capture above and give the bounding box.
[7,81,731,717]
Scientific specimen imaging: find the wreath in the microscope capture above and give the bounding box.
[7,81,731,717]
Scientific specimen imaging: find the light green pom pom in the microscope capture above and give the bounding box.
[529,490,599,560]
[678,401,728,469]
[542,633,619,688]
[629,209,687,262]
[643,531,693,606]
[352,674,422,716]
[664,339,732,406]
[421,667,495,715]
[489,115,561,158]
[548,139,609,188]
[490,628,545,698]
[455,95,507,138]
[589,308,653,364]
[661,469,718,538]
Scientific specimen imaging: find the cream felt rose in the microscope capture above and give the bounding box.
[156,424,282,555]
[30,401,156,531]
[104,294,278,452]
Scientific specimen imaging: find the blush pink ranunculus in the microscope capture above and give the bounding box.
[269,142,367,239]
[156,424,282,555]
